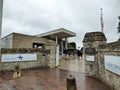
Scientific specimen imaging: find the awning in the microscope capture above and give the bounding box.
[35,28,76,39]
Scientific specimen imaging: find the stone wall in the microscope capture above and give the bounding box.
[45,40,56,68]
[83,32,107,77]
[1,32,49,48]
[83,32,120,90]
[98,41,120,90]
[0,43,56,71]
[13,33,48,48]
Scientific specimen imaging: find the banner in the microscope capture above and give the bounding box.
[1,53,37,62]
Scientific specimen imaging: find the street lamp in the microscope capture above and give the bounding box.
[0,0,3,61]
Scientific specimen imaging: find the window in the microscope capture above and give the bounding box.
[33,43,43,48]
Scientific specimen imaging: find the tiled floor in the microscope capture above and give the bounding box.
[0,58,111,90]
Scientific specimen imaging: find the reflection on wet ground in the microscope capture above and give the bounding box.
[0,59,111,90]
[59,59,85,73]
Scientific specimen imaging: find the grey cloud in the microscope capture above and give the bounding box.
[2,0,120,47]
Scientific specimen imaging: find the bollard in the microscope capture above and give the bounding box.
[67,74,77,90]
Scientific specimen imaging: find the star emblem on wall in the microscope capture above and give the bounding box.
[17,55,23,60]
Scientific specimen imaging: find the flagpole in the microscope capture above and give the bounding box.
[100,8,104,33]
[0,0,3,61]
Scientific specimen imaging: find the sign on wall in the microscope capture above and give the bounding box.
[86,56,94,61]
[1,53,37,62]
[85,48,96,54]
[105,56,120,75]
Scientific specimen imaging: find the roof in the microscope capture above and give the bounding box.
[35,28,76,39]
[1,32,41,39]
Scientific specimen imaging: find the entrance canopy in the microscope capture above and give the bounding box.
[36,28,76,39]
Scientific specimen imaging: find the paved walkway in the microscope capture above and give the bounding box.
[58,58,85,72]
[0,58,111,90]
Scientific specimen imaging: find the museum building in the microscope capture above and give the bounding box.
[1,28,76,53]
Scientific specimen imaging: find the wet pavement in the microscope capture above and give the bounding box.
[0,58,111,90]
[58,59,85,72]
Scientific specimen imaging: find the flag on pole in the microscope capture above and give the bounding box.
[100,8,104,32]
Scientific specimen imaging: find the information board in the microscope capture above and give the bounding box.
[105,56,120,75]
[85,48,96,54]
[86,56,94,61]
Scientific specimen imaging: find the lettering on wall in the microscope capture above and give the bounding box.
[105,56,120,75]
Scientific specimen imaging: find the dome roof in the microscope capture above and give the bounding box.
[83,32,107,42]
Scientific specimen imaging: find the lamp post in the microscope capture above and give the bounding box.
[0,0,3,61]
[0,0,3,38]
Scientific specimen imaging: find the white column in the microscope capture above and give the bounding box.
[65,37,67,49]
[55,35,59,66]
[56,35,58,45]
[61,40,63,55]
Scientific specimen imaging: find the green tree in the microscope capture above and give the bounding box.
[68,42,76,49]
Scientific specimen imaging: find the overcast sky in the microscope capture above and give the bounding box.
[1,0,120,47]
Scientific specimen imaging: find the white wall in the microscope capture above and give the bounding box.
[1,34,13,48]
